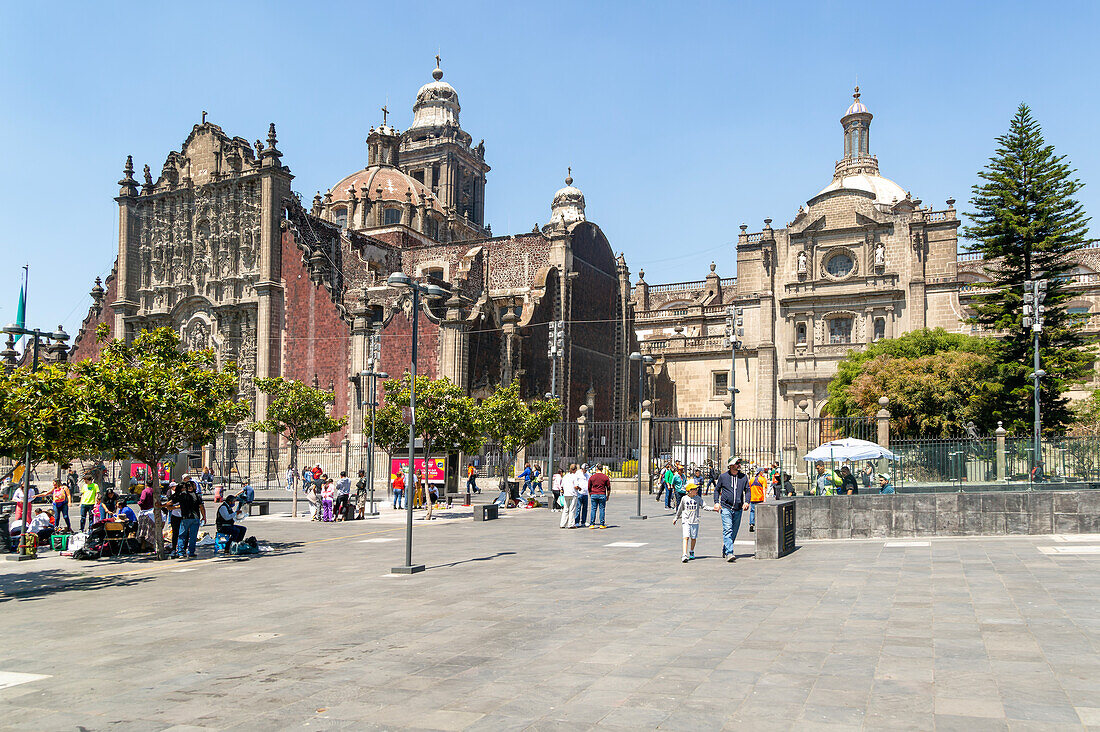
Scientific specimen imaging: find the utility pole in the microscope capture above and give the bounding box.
[1023,276,1048,481]
[546,320,564,510]
[724,306,743,460]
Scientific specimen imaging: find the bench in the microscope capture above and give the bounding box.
[247,501,270,516]
[474,504,498,521]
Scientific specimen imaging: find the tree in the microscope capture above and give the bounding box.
[0,363,99,474]
[374,375,484,496]
[78,325,251,557]
[824,328,1001,435]
[479,383,561,493]
[251,376,347,518]
[965,103,1093,433]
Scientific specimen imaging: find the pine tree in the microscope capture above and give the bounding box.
[965,103,1093,433]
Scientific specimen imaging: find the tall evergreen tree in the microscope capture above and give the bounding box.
[965,103,1093,434]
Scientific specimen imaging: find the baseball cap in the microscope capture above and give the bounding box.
[728,457,741,466]
[876,473,890,481]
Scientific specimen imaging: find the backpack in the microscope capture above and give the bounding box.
[749,474,767,503]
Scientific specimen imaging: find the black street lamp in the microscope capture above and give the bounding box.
[385,272,448,574]
[359,364,388,518]
[628,351,654,521]
[3,322,69,561]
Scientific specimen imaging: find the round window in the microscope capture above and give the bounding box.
[825,252,854,278]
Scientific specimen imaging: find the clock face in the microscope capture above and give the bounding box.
[825,252,854,277]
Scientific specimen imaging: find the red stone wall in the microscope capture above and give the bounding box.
[67,261,119,363]
[281,229,352,446]
[378,307,441,392]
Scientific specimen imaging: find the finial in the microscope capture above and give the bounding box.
[124,155,134,176]
[201,110,207,124]
[764,218,773,228]
[740,223,747,232]
[639,268,645,281]
[433,54,443,81]
[565,166,573,186]
[381,104,389,126]
[853,85,860,100]
[267,122,278,148]
[710,262,716,273]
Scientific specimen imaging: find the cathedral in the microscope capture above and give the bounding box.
[66,60,637,454]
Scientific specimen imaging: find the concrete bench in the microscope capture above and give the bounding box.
[474,504,498,521]
[247,501,270,516]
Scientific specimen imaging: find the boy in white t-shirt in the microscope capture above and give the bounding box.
[672,483,704,562]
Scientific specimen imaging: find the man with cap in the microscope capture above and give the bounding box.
[712,457,750,562]
[216,495,247,549]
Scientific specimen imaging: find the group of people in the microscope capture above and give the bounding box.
[294,465,356,521]
[812,461,894,495]
[552,463,613,529]
[671,456,764,563]
[655,459,792,532]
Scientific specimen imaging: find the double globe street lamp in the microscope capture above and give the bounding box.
[358,363,388,518]
[385,272,448,574]
[628,351,654,521]
[3,322,69,561]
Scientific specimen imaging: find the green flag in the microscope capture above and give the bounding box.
[13,281,25,344]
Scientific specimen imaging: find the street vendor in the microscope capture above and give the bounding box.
[216,495,247,547]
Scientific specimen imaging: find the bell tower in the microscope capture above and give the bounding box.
[399,58,490,231]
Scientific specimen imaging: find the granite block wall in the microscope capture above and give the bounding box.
[794,491,1100,541]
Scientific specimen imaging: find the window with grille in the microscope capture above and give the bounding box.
[828,317,853,344]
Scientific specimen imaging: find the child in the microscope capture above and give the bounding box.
[321,479,335,522]
[673,483,704,562]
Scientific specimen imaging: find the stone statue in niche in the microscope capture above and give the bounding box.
[874,241,886,268]
[183,319,211,352]
[797,250,808,275]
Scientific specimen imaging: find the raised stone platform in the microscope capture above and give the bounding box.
[796,490,1100,541]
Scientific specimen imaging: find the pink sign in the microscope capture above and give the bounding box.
[130,462,170,482]
[390,457,445,484]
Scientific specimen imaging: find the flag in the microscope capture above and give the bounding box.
[13,281,25,344]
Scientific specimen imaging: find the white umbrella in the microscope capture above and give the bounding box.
[803,437,896,462]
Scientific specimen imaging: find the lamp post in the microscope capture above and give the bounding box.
[1023,277,1048,481]
[724,307,743,460]
[385,272,448,574]
[545,320,564,510]
[628,351,654,520]
[3,322,69,561]
[359,363,388,518]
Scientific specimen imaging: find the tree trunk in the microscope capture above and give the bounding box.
[290,441,299,518]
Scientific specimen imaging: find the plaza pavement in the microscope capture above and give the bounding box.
[1,497,1099,731]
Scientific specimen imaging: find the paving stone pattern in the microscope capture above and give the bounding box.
[1,502,1098,730]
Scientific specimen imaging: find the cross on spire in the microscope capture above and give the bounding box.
[381,105,389,126]
[435,53,441,68]
[201,110,207,124]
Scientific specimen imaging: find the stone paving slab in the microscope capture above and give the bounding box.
[1,503,1099,730]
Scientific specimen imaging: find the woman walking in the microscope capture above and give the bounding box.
[392,470,406,510]
[559,464,578,528]
[48,479,73,532]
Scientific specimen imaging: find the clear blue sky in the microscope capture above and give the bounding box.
[2,1,1098,338]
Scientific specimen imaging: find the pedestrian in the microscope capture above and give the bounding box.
[355,469,368,519]
[560,464,579,528]
[861,462,874,492]
[655,461,671,504]
[877,473,895,494]
[713,457,750,562]
[551,468,564,511]
[673,483,704,562]
[172,481,205,559]
[392,469,406,510]
[467,463,480,494]
[305,477,320,520]
[531,463,545,496]
[424,475,439,520]
[587,465,611,528]
[706,461,719,496]
[574,464,590,527]
[286,465,297,492]
[780,471,795,497]
[321,479,335,521]
[671,465,687,511]
[334,471,352,521]
[813,461,836,496]
[166,482,184,550]
[840,466,858,495]
[518,462,534,497]
[748,466,768,532]
[47,478,73,532]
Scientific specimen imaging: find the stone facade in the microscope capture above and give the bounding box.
[636,88,1100,425]
[66,63,636,455]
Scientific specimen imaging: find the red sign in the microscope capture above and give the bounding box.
[390,457,445,484]
[130,462,170,482]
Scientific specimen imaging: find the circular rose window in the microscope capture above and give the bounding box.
[825,252,855,278]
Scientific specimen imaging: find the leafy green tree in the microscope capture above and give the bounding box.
[251,377,347,517]
[965,103,1093,433]
[479,383,561,492]
[378,374,483,459]
[77,325,250,557]
[0,363,99,475]
[824,328,1000,435]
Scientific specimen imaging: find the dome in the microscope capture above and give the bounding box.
[327,166,443,214]
[814,173,906,204]
[844,86,870,117]
[409,60,460,130]
[548,171,586,230]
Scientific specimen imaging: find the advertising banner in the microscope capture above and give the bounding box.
[389,457,446,484]
[130,462,171,482]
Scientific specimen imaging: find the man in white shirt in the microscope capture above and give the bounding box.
[334,471,352,521]
[559,466,578,529]
[573,466,590,528]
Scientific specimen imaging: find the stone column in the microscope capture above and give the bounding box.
[876,396,890,448]
[795,400,810,478]
[577,406,589,466]
[995,421,1007,481]
[640,400,653,488]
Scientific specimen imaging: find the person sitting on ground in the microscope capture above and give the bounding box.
[216,495,247,548]
[13,507,56,544]
[238,478,255,506]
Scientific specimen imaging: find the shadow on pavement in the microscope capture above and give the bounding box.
[0,568,154,602]
[427,551,517,570]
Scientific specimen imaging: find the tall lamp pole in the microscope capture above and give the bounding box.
[386,272,448,574]
[358,358,388,519]
[628,351,653,520]
[545,320,564,510]
[3,322,69,561]
[1023,277,1048,480]
[724,307,743,460]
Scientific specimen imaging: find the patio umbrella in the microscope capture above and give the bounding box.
[803,437,897,463]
